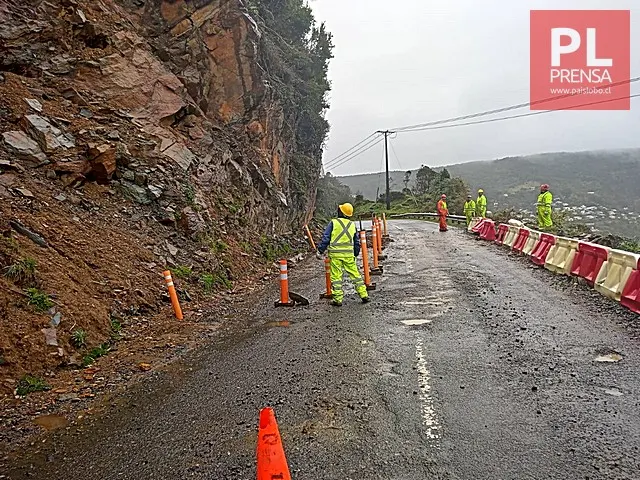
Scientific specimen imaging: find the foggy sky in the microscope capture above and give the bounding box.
[310,0,640,175]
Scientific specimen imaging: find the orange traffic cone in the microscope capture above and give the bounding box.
[257,408,291,480]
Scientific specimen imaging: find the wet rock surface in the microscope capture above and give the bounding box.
[4,221,640,479]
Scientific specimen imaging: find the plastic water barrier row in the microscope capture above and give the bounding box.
[468,217,640,315]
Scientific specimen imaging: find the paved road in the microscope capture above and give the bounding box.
[5,221,640,479]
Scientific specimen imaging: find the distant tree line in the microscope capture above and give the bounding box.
[314,166,470,219]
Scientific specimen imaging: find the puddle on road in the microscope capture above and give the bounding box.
[265,320,291,328]
[595,353,623,363]
[401,319,433,326]
[33,414,69,430]
[604,388,624,397]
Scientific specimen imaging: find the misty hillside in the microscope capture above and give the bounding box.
[338,149,640,237]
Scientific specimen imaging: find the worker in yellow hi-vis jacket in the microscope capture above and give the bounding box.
[317,203,370,307]
[463,195,476,226]
[537,184,553,230]
[476,189,487,218]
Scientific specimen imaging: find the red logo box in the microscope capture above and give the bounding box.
[530,10,630,110]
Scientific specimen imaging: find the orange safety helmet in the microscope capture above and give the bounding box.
[441,194,447,199]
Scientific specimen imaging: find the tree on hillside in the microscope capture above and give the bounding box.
[415,165,438,195]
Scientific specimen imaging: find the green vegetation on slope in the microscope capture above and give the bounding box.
[247,0,334,209]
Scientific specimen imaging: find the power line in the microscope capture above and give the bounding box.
[323,134,381,170]
[389,140,403,170]
[323,132,378,166]
[396,92,640,134]
[323,136,385,171]
[322,83,640,174]
[390,76,640,132]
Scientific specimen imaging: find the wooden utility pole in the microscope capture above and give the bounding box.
[376,130,394,210]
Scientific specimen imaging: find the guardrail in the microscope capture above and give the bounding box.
[389,212,467,226]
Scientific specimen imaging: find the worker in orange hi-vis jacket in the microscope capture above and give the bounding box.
[437,194,449,232]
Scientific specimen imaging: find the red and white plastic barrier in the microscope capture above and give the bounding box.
[503,226,520,249]
[472,219,488,234]
[621,266,640,314]
[594,250,640,302]
[512,228,530,254]
[545,237,579,275]
[570,242,610,286]
[495,224,509,245]
[479,220,496,241]
[531,233,557,266]
[523,230,541,256]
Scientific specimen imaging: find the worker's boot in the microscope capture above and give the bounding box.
[331,300,342,307]
[361,296,370,304]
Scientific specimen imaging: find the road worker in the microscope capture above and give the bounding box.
[463,194,476,226]
[537,184,553,230]
[317,203,370,307]
[437,194,449,232]
[476,189,487,218]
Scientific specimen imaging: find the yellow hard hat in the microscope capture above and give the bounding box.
[478,189,484,193]
[339,203,354,217]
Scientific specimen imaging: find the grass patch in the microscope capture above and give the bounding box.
[16,375,51,396]
[26,288,53,313]
[82,343,111,367]
[172,265,192,279]
[183,183,196,205]
[619,240,640,254]
[200,273,215,294]
[110,318,123,341]
[0,235,19,252]
[71,329,87,348]
[211,239,229,254]
[240,241,253,254]
[3,257,37,284]
[200,272,232,293]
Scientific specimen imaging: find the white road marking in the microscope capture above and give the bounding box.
[401,319,432,326]
[415,339,440,440]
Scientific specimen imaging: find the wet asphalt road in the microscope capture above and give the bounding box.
[4,220,640,480]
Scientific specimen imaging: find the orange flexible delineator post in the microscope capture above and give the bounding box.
[370,224,383,276]
[360,231,376,290]
[257,408,291,480]
[163,270,183,320]
[304,225,316,251]
[377,219,387,261]
[275,260,295,307]
[320,257,332,299]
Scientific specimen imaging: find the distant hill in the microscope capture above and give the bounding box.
[337,149,640,237]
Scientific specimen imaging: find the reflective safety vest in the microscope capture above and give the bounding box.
[464,200,476,214]
[329,218,356,257]
[537,191,552,209]
[437,200,448,215]
[477,195,487,216]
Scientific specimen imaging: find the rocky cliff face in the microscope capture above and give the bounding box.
[0,0,324,395]
[1,0,319,232]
